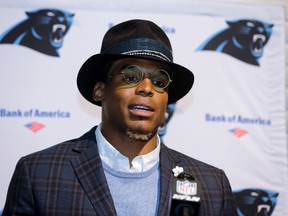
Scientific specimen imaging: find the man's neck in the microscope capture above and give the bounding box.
[96,124,161,172]
[101,127,158,163]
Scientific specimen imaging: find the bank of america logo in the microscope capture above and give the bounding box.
[25,121,45,133]
[229,127,248,138]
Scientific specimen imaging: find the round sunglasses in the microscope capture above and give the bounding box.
[113,65,172,93]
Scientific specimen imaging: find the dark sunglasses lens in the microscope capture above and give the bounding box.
[123,65,143,84]
[152,69,170,89]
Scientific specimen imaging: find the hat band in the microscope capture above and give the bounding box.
[102,38,173,62]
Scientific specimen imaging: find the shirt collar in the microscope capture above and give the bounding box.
[95,123,160,173]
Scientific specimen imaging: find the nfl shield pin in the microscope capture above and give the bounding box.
[176,179,197,196]
[170,172,201,216]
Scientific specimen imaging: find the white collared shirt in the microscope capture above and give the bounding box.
[95,123,161,173]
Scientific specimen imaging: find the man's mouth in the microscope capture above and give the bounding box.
[129,105,153,111]
[128,105,154,117]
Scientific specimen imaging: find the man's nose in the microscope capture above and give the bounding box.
[135,77,154,97]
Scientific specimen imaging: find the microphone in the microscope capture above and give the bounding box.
[170,172,201,216]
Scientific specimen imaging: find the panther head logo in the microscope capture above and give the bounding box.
[158,103,176,139]
[197,19,273,66]
[233,188,278,215]
[0,8,74,57]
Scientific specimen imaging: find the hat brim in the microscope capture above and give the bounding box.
[77,54,194,106]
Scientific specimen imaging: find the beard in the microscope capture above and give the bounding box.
[125,122,157,141]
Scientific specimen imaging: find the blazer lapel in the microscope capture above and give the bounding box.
[69,129,180,216]
[157,144,180,216]
[70,132,117,216]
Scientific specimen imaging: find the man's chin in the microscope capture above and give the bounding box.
[125,124,156,141]
[125,128,152,141]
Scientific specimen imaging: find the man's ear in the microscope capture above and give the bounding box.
[93,82,105,102]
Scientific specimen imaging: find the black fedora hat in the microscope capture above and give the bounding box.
[77,19,194,106]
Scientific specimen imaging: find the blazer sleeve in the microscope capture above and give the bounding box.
[220,169,237,216]
[2,157,35,216]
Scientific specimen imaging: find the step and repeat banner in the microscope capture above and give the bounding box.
[0,1,287,215]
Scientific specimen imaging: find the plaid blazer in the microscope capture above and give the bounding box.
[3,126,237,216]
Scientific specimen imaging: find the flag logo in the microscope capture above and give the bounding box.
[229,127,248,138]
[25,121,45,133]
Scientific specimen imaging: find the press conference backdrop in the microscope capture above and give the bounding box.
[0,1,287,215]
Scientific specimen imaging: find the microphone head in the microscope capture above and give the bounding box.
[170,172,201,216]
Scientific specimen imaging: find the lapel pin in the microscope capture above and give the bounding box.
[172,166,184,177]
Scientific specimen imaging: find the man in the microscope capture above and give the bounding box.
[3,19,237,215]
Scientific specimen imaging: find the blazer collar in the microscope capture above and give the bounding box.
[70,127,181,216]
[157,143,181,216]
[70,127,117,216]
